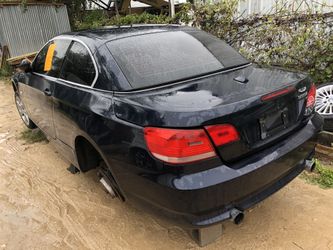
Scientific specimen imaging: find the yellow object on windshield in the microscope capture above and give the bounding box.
[44,43,56,72]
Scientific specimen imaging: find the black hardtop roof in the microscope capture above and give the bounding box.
[60,24,187,42]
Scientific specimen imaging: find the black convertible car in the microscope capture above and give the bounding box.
[12,25,322,245]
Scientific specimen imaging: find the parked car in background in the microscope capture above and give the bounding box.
[12,25,322,246]
[316,82,333,132]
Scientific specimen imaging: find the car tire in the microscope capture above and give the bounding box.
[316,82,333,132]
[14,93,36,129]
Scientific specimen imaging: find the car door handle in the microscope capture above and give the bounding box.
[43,88,52,96]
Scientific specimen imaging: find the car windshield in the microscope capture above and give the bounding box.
[106,30,249,89]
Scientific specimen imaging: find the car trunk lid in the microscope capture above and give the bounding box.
[113,65,312,163]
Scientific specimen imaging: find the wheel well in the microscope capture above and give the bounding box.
[75,136,102,172]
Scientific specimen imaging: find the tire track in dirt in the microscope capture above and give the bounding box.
[0,140,99,249]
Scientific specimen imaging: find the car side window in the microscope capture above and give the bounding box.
[48,39,71,77]
[33,42,51,74]
[33,39,71,77]
[60,41,96,86]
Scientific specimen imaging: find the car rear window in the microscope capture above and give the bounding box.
[106,30,248,89]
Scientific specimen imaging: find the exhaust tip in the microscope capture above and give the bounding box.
[100,177,116,198]
[305,159,316,172]
[230,209,244,225]
[233,213,244,225]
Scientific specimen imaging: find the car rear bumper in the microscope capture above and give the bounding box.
[124,114,322,228]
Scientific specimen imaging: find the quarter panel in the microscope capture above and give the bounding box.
[52,82,113,149]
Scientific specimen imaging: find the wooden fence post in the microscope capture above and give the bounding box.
[0,45,10,69]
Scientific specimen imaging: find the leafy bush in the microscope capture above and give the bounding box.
[75,9,109,29]
[0,64,13,79]
[74,1,333,83]
[75,10,173,30]
[106,12,174,26]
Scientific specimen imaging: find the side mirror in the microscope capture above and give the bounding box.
[18,59,32,73]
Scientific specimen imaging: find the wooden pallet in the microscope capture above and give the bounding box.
[6,52,37,66]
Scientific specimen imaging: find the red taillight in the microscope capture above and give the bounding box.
[205,124,240,146]
[144,127,216,164]
[261,86,295,102]
[306,83,316,108]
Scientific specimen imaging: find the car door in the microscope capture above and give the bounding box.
[23,39,71,138]
[52,40,98,148]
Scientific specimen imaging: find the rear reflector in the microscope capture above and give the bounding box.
[205,124,240,146]
[261,86,295,102]
[144,127,216,164]
[306,83,316,108]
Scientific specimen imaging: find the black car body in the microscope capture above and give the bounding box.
[13,25,322,232]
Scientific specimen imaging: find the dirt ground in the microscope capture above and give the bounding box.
[1,81,333,250]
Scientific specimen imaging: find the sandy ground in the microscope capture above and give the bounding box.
[1,81,333,250]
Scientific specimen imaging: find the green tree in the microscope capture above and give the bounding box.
[54,0,87,27]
